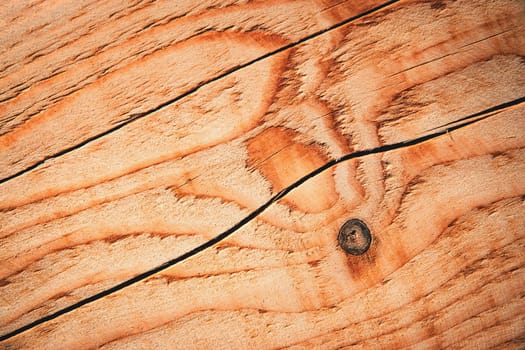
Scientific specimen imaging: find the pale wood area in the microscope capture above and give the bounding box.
[1,0,524,348]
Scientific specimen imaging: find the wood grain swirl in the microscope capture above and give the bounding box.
[1,0,524,348]
[0,0,386,180]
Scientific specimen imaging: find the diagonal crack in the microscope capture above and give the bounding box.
[0,95,523,341]
[0,0,401,185]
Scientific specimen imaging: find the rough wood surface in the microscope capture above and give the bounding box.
[1,0,524,348]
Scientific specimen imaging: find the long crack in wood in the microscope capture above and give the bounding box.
[0,95,522,341]
[0,0,400,185]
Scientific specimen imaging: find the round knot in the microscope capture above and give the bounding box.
[338,218,372,255]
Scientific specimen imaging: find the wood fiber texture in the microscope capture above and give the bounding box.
[1,0,524,348]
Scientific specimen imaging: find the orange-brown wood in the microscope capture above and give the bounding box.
[1,0,524,348]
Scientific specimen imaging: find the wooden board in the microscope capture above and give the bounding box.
[1,0,524,348]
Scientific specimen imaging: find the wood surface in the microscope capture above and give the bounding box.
[1,0,524,348]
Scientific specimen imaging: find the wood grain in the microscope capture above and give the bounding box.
[1,0,524,348]
[0,0,385,180]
